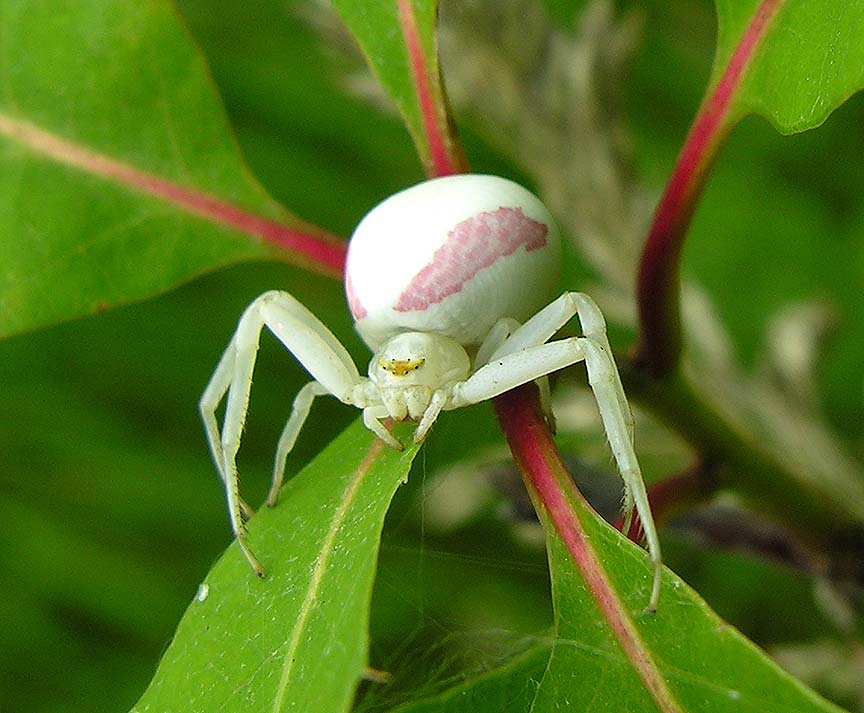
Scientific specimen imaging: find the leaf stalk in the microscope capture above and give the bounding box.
[634,0,784,377]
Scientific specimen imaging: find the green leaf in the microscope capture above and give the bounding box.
[536,506,843,711]
[0,0,338,339]
[390,647,553,712]
[133,420,421,713]
[713,0,864,132]
[394,495,846,713]
[329,0,464,176]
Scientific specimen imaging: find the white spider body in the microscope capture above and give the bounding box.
[201,174,662,610]
[346,175,560,349]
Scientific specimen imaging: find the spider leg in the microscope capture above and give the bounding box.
[566,293,636,444]
[479,316,568,428]
[489,291,638,499]
[487,293,632,438]
[413,389,449,443]
[450,339,587,408]
[200,290,362,575]
[558,293,658,609]
[536,374,556,433]
[474,317,520,367]
[268,381,331,507]
[487,292,582,359]
[200,344,256,521]
[580,337,661,612]
[472,291,659,609]
[363,404,402,450]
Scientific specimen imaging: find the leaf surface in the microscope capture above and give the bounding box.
[636,0,864,373]
[133,420,420,713]
[534,499,844,712]
[392,491,846,713]
[713,0,864,132]
[0,0,340,339]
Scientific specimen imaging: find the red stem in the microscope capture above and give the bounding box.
[494,385,682,713]
[634,0,783,376]
[0,114,346,277]
[397,0,466,177]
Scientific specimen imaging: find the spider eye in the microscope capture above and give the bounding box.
[379,358,425,376]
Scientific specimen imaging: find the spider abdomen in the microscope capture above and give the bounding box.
[345,174,560,350]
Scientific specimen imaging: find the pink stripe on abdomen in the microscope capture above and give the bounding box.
[344,271,368,319]
[394,207,547,312]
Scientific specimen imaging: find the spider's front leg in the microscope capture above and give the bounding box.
[554,293,661,611]
[200,290,363,574]
[454,292,662,610]
[475,316,558,431]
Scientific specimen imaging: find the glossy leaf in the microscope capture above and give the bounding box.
[714,0,864,131]
[133,420,420,712]
[0,0,341,339]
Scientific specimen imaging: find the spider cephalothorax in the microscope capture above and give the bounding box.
[201,174,662,609]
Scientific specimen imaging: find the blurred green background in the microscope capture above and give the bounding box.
[1,1,862,711]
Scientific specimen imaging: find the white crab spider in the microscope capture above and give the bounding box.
[200,174,662,609]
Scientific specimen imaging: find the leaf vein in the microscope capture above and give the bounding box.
[270,438,386,711]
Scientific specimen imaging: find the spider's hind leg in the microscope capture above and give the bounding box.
[495,291,659,609]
